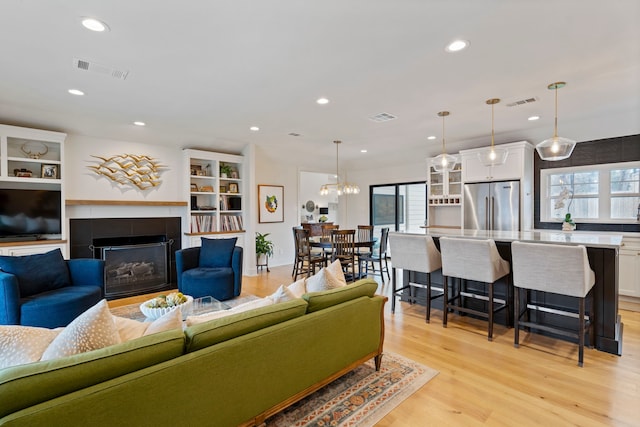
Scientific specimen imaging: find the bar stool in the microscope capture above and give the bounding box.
[439,237,510,341]
[511,241,595,367]
[389,233,443,323]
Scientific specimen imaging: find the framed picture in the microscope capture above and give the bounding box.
[230,170,239,179]
[41,164,58,179]
[228,183,239,193]
[258,184,284,223]
[190,164,202,176]
[219,185,227,193]
[190,183,199,192]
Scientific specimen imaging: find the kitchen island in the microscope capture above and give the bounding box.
[397,228,624,355]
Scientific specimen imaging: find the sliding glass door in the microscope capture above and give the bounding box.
[370,182,427,233]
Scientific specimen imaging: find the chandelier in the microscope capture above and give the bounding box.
[536,81,576,161]
[477,98,508,166]
[431,111,458,173]
[319,141,360,196]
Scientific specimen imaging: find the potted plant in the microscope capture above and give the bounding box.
[255,232,274,271]
[562,213,576,231]
[220,163,232,178]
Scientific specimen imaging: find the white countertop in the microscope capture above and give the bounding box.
[408,228,625,249]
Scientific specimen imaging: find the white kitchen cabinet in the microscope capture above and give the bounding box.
[427,159,462,206]
[620,236,640,297]
[460,141,530,183]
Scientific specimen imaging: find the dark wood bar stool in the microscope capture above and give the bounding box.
[439,237,510,341]
[511,241,595,367]
[389,232,443,322]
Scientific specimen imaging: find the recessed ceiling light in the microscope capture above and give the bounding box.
[427,135,436,140]
[81,17,109,32]
[316,97,329,105]
[528,115,540,121]
[133,121,146,126]
[249,126,260,131]
[445,39,469,53]
[360,149,368,153]
[68,89,84,96]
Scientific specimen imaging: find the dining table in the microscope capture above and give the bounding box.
[309,235,377,280]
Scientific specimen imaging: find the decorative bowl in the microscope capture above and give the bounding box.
[140,295,193,320]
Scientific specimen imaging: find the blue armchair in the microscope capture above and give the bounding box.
[175,237,243,301]
[0,249,104,328]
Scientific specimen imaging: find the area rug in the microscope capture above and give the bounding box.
[110,294,260,321]
[265,352,438,427]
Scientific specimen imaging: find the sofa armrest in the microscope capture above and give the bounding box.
[232,246,243,296]
[66,259,105,294]
[175,247,201,288]
[0,271,21,324]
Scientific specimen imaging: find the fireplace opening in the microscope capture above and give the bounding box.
[91,235,173,299]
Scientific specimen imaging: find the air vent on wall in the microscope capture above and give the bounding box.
[506,97,538,107]
[73,58,129,80]
[369,112,397,122]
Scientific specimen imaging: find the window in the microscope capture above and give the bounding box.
[541,161,640,223]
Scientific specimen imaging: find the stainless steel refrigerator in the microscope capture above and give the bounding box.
[463,181,520,231]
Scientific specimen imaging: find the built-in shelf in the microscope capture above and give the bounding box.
[66,200,187,206]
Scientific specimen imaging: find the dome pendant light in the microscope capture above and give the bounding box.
[536,82,576,161]
[431,111,457,173]
[319,141,360,196]
[478,98,508,166]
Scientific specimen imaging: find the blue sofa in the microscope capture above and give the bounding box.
[0,249,104,328]
[175,237,243,301]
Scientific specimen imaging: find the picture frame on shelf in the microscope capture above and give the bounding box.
[230,170,239,179]
[190,183,199,192]
[228,183,238,193]
[41,164,58,179]
[190,164,202,176]
[258,184,284,223]
[220,185,227,193]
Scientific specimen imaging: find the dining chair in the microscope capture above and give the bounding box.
[293,228,325,280]
[321,224,339,261]
[291,226,302,277]
[356,225,374,256]
[359,227,390,282]
[511,241,595,366]
[330,229,357,281]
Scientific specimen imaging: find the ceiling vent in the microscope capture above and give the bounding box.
[288,132,301,137]
[73,58,129,80]
[369,112,397,122]
[506,97,538,107]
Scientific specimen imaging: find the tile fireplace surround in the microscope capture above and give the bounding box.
[69,217,181,298]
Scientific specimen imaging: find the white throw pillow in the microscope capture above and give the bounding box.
[0,325,62,369]
[186,297,275,326]
[143,308,183,336]
[325,260,348,287]
[286,278,307,298]
[113,308,184,341]
[306,262,348,293]
[269,284,297,303]
[41,300,121,361]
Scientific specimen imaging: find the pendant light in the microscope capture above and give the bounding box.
[536,82,576,161]
[319,140,360,196]
[478,98,508,166]
[431,111,457,173]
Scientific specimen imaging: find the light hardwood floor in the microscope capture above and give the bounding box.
[110,265,640,426]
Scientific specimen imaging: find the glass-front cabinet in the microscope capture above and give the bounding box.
[427,158,462,206]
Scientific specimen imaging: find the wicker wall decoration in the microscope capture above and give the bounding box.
[87,154,167,190]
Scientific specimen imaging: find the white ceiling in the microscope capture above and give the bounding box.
[0,0,639,171]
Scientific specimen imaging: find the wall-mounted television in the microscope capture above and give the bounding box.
[0,189,61,239]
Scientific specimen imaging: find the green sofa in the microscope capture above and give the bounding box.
[0,279,386,427]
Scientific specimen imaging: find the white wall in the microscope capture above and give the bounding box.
[299,171,338,223]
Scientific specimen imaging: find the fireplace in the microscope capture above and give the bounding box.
[92,235,172,298]
[69,217,181,299]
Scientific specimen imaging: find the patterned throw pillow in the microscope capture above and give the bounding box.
[0,326,62,369]
[41,300,121,361]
